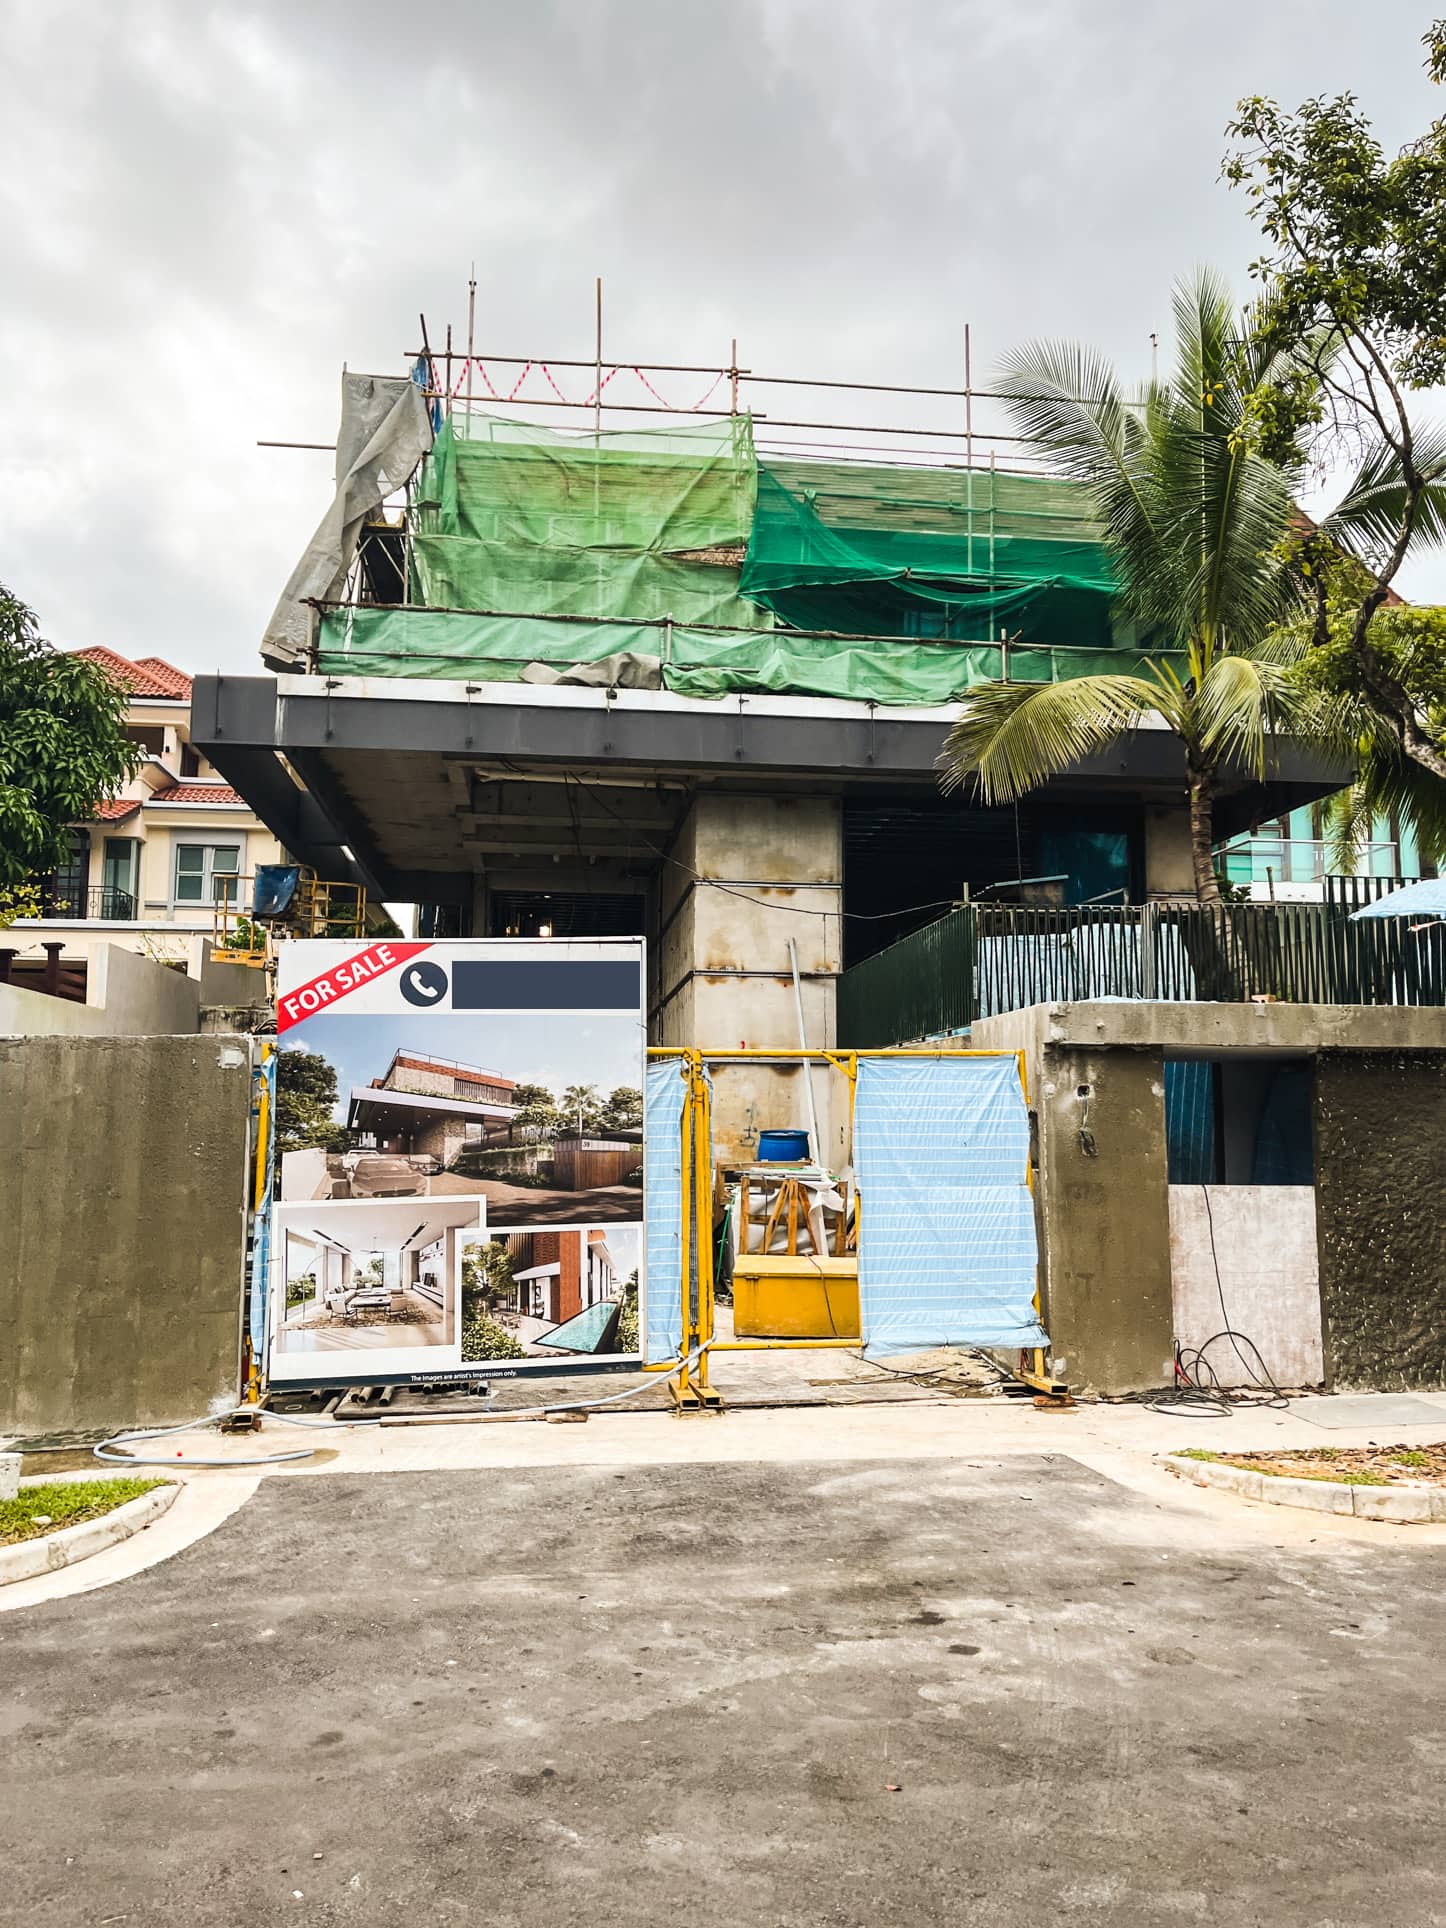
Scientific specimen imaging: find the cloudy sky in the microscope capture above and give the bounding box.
[3,0,1444,675]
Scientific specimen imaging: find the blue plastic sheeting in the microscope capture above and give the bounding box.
[252,865,299,918]
[644,1060,688,1363]
[249,1048,278,1361]
[853,1054,1045,1354]
[1165,1059,1216,1184]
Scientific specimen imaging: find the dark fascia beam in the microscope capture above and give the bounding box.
[194,677,460,904]
[195,673,1349,802]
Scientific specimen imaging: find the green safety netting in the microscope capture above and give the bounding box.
[318,606,1172,707]
[339,411,1149,704]
[408,412,771,629]
[738,460,1122,649]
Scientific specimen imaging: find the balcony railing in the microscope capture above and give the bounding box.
[1219,836,1403,885]
[836,897,1446,1047]
[38,885,138,921]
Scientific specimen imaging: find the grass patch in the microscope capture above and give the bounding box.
[1175,1448,1221,1462]
[1392,1449,1429,1469]
[0,1478,166,1547]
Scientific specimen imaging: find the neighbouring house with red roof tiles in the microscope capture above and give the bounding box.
[4,649,288,988]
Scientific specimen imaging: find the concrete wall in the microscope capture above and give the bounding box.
[0,1034,253,1434]
[1315,1050,1446,1388]
[1168,1186,1323,1387]
[971,1006,1176,1393]
[655,793,844,1163]
[0,943,201,1038]
[198,947,272,1011]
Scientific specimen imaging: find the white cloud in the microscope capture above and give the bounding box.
[2,0,1444,670]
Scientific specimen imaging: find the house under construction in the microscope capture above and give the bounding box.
[195,324,1341,1151]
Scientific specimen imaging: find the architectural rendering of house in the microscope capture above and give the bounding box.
[503,1225,617,1328]
[346,1050,519,1168]
[273,1197,479,1357]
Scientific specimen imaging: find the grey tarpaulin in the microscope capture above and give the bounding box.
[518,652,664,690]
[260,373,433,669]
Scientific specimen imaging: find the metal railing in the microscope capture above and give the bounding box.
[38,885,138,921]
[1218,836,1402,885]
[836,896,1446,1046]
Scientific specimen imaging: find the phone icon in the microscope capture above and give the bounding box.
[399,960,449,1007]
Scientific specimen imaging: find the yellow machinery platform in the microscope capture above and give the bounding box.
[731,1254,861,1342]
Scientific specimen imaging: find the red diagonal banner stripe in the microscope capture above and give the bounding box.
[277,941,432,1034]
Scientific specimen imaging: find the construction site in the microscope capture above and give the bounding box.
[199,298,1341,1120]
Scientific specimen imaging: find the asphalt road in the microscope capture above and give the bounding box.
[3,1456,1443,1925]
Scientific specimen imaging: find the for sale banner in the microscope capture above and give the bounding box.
[268,938,646,1388]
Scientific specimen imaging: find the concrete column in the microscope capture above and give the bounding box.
[1033,1040,1176,1393]
[1143,805,1195,898]
[653,793,845,1166]
[971,1006,1175,1394]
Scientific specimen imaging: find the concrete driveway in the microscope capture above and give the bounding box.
[2,1454,1443,1925]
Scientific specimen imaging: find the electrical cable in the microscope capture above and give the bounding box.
[852,1346,1011,1392]
[90,1345,714,1465]
[1141,1185,1289,1417]
[564,768,964,923]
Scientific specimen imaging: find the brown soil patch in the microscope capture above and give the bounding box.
[1216,1443,1446,1486]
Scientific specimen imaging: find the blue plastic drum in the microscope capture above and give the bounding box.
[757,1129,810,1162]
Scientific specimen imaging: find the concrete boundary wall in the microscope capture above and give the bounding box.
[972,1003,1446,1396]
[0,943,201,1038]
[1315,1050,1446,1389]
[0,1035,254,1434]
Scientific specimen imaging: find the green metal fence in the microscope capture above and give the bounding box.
[835,897,1446,1046]
[836,906,975,1048]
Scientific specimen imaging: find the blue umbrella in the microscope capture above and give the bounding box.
[1350,877,1446,919]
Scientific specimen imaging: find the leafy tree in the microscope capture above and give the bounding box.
[510,1082,554,1110]
[275,1047,353,1155]
[1224,23,1446,786]
[461,1240,514,1315]
[0,582,139,886]
[939,272,1323,903]
[0,882,46,929]
[1279,559,1446,869]
[598,1085,643,1134]
[616,1270,640,1354]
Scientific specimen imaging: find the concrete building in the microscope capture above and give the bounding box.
[8,649,287,989]
[1218,804,1436,903]
[196,353,1346,1151]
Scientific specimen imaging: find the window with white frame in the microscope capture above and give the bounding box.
[174,842,241,905]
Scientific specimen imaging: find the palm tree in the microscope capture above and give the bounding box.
[939,271,1318,905]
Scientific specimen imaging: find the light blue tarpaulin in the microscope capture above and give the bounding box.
[1350,877,1446,919]
[853,1054,1045,1354]
[644,1059,689,1363]
[249,1047,277,1364]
